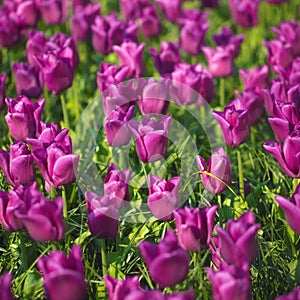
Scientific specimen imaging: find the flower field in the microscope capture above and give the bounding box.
[0,0,300,299]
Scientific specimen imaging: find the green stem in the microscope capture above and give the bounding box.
[62,186,67,218]
[237,149,244,199]
[200,105,206,127]
[293,178,300,191]
[50,186,57,199]
[219,77,225,108]
[60,94,70,129]
[19,233,28,271]
[101,239,107,276]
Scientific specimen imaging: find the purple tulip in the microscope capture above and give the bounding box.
[201,0,219,8]
[85,191,119,239]
[149,42,181,76]
[34,49,74,95]
[212,105,250,147]
[271,20,300,57]
[276,287,300,300]
[38,0,68,25]
[71,0,90,10]
[71,2,100,41]
[26,30,48,66]
[275,184,300,235]
[12,63,43,99]
[268,101,300,143]
[239,65,269,91]
[148,290,195,300]
[207,263,252,300]
[155,0,183,22]
[91,13,123,55]
[128,115,172,163]
[0,73,7,110]
[37,245,87,300]
[147,175,180,220]
[0,141,35,186]
[138,230,189,288]
[263,127,300,178]
[174,205,217,251]
[202,46,234,77]
[179,15,209,56]
[5,96,44,141]
[196,147,231,194]
[216,211,260,266]
[213,26,244,58]
[104,162,130,208]
[228,0,260,28]
[209,236,223,269]
[137,5,161,38]
[0,272,15,300]
[264,39,293,70]
[104,105,134,147]
[113,41,145,77]
[230,90,265,125]
[119,0,150,20]
[0,7,21,48]
[138,78,169,115]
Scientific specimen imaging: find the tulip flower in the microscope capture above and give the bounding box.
[5,96,45,141]
[275,184,300,235]
[0,73,6,110]
[37,245,87,300]
[104,162,130,208]
[138,78,169,115]
[155,0,183,22]
[196,147,231,194]
[104,105,134,147]
[138,230,189,288]
[97,63,130,93]
[147,175,180,220]
[202,46,234,77]
[85,191,119,239]
[209,236,223,269]
[201,0,219,8]
[207,263,252,300]
[113,41,145,77]
[149,42,181,76]
[212,105,250,147]
[12,63,43,99]
[228,0,260,28]
[38,0,68,25]
[239,65,269,91]
[268,101,300,143]
[0,272,15,300]
[138,5,161,38]
[174,206,217,251]
[0,141,35,186]
[263,127,300,178]
[119,0,151,20]
[213,26,244,58]
[128,115,172,163]
[25,30,48,66]
[34,48,74,95]
[71,2,100,41]
[71,0,90,10]
[276,287,300,300]
[215,211,260,266]
[91,13,123,55]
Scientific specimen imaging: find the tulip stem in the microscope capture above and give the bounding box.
[237,149,244,199]
[219,77,225,108]
[60,94,70,129]
[19,233,28,271]
[62,186,67,218]
[293,178,300,191]
[50,187,56,199]
[200,105,206,126]
[101,239,108,276]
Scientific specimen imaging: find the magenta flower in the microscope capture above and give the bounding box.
[276,287,300,300]
[263,127,300,178]
[104,162,130,208]
[0,73,7,110]
[0,272,15,300]
[128,115,172,163]
[5,96,44,141]
[0,141,35,186]
[216,211,260,266]
[85,191,119,239]
[37,245,87,300]
[12,63,43,99]
[147,175,180,221]
[38,0,68,25]
[155,0,184,22]
[138,230,189,288]
[212,105,250,147]
[119,0,150,20]
[113,41,145,77]
[239,65,269,91]
[174,205,217,251]
[201,0,219,8]
[25,30,48,66]
[138,5,161,38]
[275,184,300,235]
[196,147,231,194]
[71,0,90,10]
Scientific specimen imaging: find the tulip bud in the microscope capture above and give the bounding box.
[0,272,15,300]
[138,5,161,38]
[38,0,68,25]
[155,0,183,22]
[239,65,269,91]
